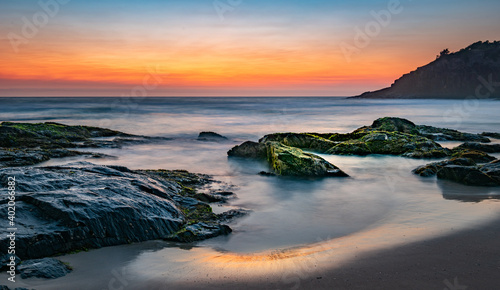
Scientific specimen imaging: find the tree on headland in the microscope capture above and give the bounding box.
[436,48,450,59]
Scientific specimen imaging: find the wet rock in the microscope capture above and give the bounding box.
[167,222,232,243]
[0,254,21,271]
[266,142,348,177]
[0,286,35,290]
[431,160,500,186]
[0,162,238,260]
[192,192,227,203]
[412,158,476,177]
[227,141,267,159]
[327,131,449,158]
[259,133,339,153]
[197,131,228,141]
[0,122,131,149]
[0,148,112,168]
[216,209,252,223]
[481,132,500,139]
[454,142,500,153]
[437,165,498,186]
[451,149,496,163]
[355,117,490,142]
[259,171,276,176]
[17,258,71,279]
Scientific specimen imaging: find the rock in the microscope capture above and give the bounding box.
[481,160,500,184]
[356,117,419,135]
[216,209,252,223]
[0,286,35,290]
[0,254,21,271]
[197,131,228,141]
[454,142,500,153]
[451,149,496,163]
[259,171,276,176]
[0,122,131,149]
[0,162,238,260]
[481,132,500,139]
[17,258,71,279]
[437,165,498,186]
[259,133,340,153]
[167,222,232,243]
[0,122,171,168]
[356,117,490,142]
[412,158,476,177]
[266,142,348,177]
[227,141,267,159]
[0,148,112,168]
[327,131,449,158]
[192,192,227,203]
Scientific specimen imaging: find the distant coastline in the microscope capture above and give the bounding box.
[350,41,500,99]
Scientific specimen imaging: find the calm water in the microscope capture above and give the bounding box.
[1,97,500,253]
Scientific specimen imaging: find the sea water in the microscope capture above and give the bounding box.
[1,97,500,253]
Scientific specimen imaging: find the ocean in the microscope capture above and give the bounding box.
[1,97,500,254]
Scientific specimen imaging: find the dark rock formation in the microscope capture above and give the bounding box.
[227,117,493,175]
[451,149,496,163]
[0,162,241,260]
[414,158,500,186]
[0,122,170,168]
[356,117,490,142]
[327,131,450,158]
[437,163,499,186]
[481,132,500,139]
[17,258,72,279]
[197,131,228,141]
[351,41,500,99]
[167,223,232,243]
[454,142,500,153]
[227,141,267,158]
[259,133,340,153]
[413,158,476,177]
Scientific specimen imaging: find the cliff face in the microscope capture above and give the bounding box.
[352,41,500,99]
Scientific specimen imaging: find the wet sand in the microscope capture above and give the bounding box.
[5,209,499,290]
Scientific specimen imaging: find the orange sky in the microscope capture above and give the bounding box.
[1,0,499,96]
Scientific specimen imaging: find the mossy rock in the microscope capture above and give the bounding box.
[451,149,496,163]
[265,142,348,177]
[354,117,490,142]
[259,133,338,153]
[327,131,449,158]
[0,122,129,149]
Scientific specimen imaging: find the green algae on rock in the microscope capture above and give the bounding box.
[265,142,348,177]
[327,131,450,158]
[355,117,490,143]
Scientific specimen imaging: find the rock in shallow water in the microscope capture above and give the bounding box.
[412,158,476,177]
[167,222,232,243]
[0,162,237,260]
[17,258,71,279]
[197,131,228,141]
[227,141,267,158]
[266,142,348,177]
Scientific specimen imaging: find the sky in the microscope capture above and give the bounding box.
[0,0,499,97]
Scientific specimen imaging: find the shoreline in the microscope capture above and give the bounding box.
[3,207,499,290]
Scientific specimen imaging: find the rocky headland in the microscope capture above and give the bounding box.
[351,41,500,99]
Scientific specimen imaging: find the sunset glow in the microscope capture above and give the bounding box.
[1,0,499,96]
